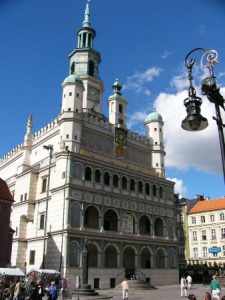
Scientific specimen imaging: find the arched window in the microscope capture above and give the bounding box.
[156,248,166,268]
[68,241,79,266]
[113,174,119,188]
[104,172,110,185]
[70,62,75,74]
[71,163,83,179]
[85,167,92,181]
[95,169,101,183]
[70,202,80,227]
[153,184,157,197]
[138,181,143,193]
[119,104,123,114]
[130,179,135,192]
[122,176,127,190]
[159,186,163,198]
[88,60,95,76]
[145,183,150,195]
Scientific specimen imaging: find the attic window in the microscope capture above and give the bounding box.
[69,92,72,96]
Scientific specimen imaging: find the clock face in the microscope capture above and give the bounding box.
[79,55,85,62]
[115,128,127,145]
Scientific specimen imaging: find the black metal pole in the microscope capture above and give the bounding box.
[213,102,225,184]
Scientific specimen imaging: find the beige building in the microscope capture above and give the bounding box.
[0,3,179,288]
[188,197,225,266]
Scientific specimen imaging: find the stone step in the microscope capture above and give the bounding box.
[116,280,157,290]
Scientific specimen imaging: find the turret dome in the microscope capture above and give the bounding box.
[63,74,83,84]
[144,112,163,124]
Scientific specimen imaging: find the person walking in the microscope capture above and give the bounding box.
[13,279,20,300]
[210,274,221,300]
[48,282,58,300]
[186,274,192,290]
[37,281,44,300]
[121,278,129,300]
[180,275,187,298]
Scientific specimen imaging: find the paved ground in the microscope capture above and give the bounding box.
[71,284,224,300]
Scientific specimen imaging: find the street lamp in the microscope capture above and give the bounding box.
[42,144,53,269]
[181,48,225,183]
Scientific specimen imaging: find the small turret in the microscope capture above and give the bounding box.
[108,79,128,128]
[144,112,165,177]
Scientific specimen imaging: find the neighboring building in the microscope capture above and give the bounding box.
[188,197,225,266]
[0,178,14,267]
[0,3,179,288]
[176,195,202,267]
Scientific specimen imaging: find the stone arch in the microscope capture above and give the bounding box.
[84,205,100,229]
[69,201,81,227]
[159,186,164,198]
[140,246,152,268]
[104,244,118,268]
[103,171,110,186]
[113,174,119,188]
[87,242,99,267]
[68,240,79,266]
[155,247,167,268]
[168,247,176,268]
[130,178,136,192]
[122,212,136,233]
[103,209,119,231]
[94,169,101,183]
[139,215,151,235]
[123,245,137,278]
[84,166,92,181]
[154,217,164,237]
[145,183,150,195]
[152,184,157,197]
[138,180,143,193]
[121,176,128,190]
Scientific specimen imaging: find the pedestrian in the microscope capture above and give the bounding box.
[48,282,58,300]
[188,294,197,300]
[13,279,20,300]
[29,281,38,300]
[204,292,212,300]
[186,274,192,290]
[180,275,187,298]
[121,278,129,300]
[36,281,44,300]
[210,274,221,300]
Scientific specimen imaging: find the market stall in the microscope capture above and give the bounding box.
[26,269,61,291]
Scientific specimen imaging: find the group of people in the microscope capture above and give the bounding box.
[181,273,224,300]
[0,278,60,300]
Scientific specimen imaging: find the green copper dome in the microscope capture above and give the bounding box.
[144,112,163,123]
[63,74,83,84]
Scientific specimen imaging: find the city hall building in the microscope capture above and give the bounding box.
[0,3,179,288]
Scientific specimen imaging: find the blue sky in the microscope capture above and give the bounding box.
[0,0,225,199]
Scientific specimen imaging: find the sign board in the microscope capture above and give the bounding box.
[208,247,221,254]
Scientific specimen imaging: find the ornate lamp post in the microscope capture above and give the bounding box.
[181,48,225,183]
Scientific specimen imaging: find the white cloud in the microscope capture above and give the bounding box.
[123,67,162,95]
[161,50,174,59]
[127,111,147,130]
[167,177,188,197]
[154,87,225,175]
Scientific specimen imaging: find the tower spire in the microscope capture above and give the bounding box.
[83,0,91,28]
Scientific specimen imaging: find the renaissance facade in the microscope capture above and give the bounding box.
[0,3,179,288]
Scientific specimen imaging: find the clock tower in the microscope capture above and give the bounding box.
[68,1,104,113]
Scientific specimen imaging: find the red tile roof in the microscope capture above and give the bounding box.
[190,197,225,214]
[0,178,13,201]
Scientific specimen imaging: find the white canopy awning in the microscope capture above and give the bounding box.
[27,269,60,275]
[0,268,25,277]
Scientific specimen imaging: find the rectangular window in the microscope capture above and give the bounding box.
[193,248,198,258]
[221,228,225,239]
[41,178,47,193]
[29,250,35,265]
[211,229,216,240]
[191,217,196,224]
[201,216,205,223]
[220,213,225,221]
[193,231,197,241]
[202,230,207,241]
[210,214,215,222]
[202,247,207,258]
[39,214,45,230]
[20,194,23,202]
[24,193,27,201]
